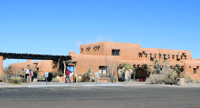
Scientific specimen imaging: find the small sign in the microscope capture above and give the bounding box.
[103,70,106,74]
[45,72,48,77]
[125,74,128,79]
[99,70,102,74]
[95,73,98,77]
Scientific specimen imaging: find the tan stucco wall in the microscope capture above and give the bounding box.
[9,60,57,76]
[0,56,3,75]
[7,41,200,82]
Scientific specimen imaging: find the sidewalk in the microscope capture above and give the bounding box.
[0,82,146,88]
[0,82,200,88]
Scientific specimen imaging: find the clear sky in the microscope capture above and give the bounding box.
[0,0,200,67]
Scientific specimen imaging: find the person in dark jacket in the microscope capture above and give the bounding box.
[65,68,71,83]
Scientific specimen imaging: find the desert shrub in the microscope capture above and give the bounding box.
[119,63,135,82]
[179,72,184,78]
[37,75,43,81]
[51,78,60,82]
[82,74,90,82]
[146,61,178,85]
[193,79,198,84]
[0,67,12,82]
[52,72,57,78]
[76,74,82,82]
[84,67,95,82]
[57,69,63,76]
[117,69,123,78]
[10,77,23,84]
[184,73,191,83]
[114,77,117,82]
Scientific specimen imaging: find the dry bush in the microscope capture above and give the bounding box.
[52,78,60,82]
[184,73,191,83]
[146,61,178,85]
[10,77,23,84]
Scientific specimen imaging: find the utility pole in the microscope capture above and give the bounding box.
[16,61,19,77]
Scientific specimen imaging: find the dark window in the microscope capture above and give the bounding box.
[138,52,142,57]
[99,66,107,74]
[112,49,120,56]
[159,54,161,59]
[154,54,157,58]
[150,58,154,62]
[150,53,152,57]
[172,55,175,59]
[145,53,148,58]
[193,68,196,74]
[81,48,83,53]
[168,54,170,59]
[86,47,90,51]
[189,66,191,68]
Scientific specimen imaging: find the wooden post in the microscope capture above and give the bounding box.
[56,59,60,75]
[0,56,3,76]
[74,63,78,83]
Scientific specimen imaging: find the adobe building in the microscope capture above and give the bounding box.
[2,41,200,82]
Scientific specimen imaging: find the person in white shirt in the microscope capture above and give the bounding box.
[23,68,30,81]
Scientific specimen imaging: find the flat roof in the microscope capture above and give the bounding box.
[0,52,71,61]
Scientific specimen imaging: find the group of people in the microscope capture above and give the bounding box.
[22,68,70,83]
[23,68,33,82]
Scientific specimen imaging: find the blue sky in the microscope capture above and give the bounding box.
[0,0,200,67]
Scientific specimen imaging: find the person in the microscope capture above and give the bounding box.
[24,68,30,81]
[65,68,71,83]
[29,69,33,82]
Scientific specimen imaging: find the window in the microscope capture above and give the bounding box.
[193,68,196,74]
[150,58,154,62]
[168,54,170,59]
[172,55,175,59]
[159,53,161,59]
[145,53,148,57]
[86,47,90,51]
[112,49,120,56]
[81,48,83,53]
[138,52,142,57]
[93,46,100,51]
[99,66,107,74]
[150,53,152,57]
[154,54,157,58]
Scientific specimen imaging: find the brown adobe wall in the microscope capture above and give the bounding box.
[9,60,57,76]
[72,54,119,73]
[80,42,105,55]
[0,56,3,75]
[184,61,200,82]
[141,48,192,63]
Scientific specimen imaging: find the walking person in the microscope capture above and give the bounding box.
[23,68,30,81]
[65,68,71,83]
[29,69,33,82]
